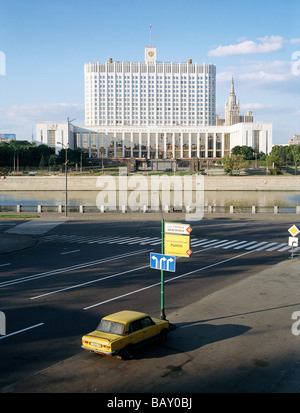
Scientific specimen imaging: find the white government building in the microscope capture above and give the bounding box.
[36,45,272,160]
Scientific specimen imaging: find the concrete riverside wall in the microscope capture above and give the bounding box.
[0,175,300,191]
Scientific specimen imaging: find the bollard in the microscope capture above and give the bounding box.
[58,205,63,213]
[100,205,105,213]
[79,205,84,213]
[164,205,169,213]
[143,205,148,213]
[297,206,300,214]
[252,206,256,214]
[37,205,42,213]
[274,206,279,214]
[230,205,234,214]
[17,205,21,213]
[122,205,126,213]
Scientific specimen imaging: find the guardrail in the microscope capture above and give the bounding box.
[0,205,299,214]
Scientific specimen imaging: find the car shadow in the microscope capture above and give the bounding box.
[133,320,251,360]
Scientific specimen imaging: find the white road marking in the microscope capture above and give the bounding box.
[83,250,254,310]
[278,245,293,251]
[0,249,152,288]
[40,233,289,254]
[0,263,11,267]
[0,323,44,340]
[60,249,80,255]
[245,242,267,250]
[30,265,150,300]
[221,240,247,249]
[255,242,278,251]
[234,241,257,250]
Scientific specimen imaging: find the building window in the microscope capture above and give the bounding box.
[254,131,260,153]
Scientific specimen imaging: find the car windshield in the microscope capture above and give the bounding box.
[97,319,125,336]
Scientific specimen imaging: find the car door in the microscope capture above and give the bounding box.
[128,319,144,344]
[140,316,156,341]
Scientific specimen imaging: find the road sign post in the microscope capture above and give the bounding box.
[288,225,299,259]
[154,220,193,320]
[160,219,166,320]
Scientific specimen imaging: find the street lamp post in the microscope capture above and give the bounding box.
[58,141,68,217]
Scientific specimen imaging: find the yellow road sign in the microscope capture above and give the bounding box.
[164,234,192,257]
[288,225,300,237]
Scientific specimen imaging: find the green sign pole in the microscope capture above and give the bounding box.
[160,218,166,320]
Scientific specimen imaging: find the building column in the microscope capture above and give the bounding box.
[139,133,142,158]
[172,133,175,158]
[221,132,225,157]
[88,132,91,157]
[180,134,183,158]
[213,133,216,158]
[122,132,125,157]
[147,132,150,159]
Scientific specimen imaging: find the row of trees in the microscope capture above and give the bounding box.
[0,141,87,169]
[221,145,300,175]
[1,140,299,175]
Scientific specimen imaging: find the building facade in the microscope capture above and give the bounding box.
[85,46,216,127]
[36,45,272,160]
[0,133,16,143]
[36,121,272,159]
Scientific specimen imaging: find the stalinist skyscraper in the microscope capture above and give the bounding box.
[225,77,241,126]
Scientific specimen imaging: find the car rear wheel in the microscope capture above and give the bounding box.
[120,346,132,360]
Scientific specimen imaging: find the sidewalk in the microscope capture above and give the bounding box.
[1,255,300,393]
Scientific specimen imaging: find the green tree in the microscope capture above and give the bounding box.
[289,145,300,174]
[266,152,283,175]
[231,145,254,160]
[222,154,248,175]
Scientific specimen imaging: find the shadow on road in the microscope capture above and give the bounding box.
[134,320,251,359]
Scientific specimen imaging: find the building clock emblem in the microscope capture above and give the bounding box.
[148,51,154,57]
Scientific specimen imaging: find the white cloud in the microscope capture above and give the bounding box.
[217,59,299,94]
[0,103,84,139]
[208,36,284,57]
[290,38,300,44]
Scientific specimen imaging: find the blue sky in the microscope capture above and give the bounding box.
[0,0,299,144]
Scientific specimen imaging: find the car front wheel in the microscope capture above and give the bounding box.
[158,329,168,344]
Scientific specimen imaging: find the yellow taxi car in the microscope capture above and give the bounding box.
[81,310,169,360]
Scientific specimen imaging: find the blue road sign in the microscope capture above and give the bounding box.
[150,253,176,272]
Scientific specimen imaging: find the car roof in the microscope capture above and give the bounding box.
[103,310,149,324]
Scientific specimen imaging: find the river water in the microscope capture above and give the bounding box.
[0,190,299,208]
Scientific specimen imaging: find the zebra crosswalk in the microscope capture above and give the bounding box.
[40,234,296,254]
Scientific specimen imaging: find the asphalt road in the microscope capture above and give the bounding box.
[0,218,295,390]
